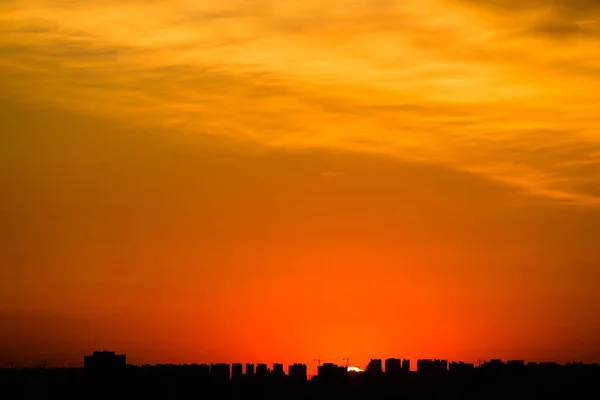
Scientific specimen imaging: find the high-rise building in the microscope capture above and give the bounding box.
[481,360,504,374]
[272,363,284,376]
[449,361,475,374]
[246,363,255,376]
[198,364,210,379]
[256,363,269,376]
[507,360,525,372]
[317,363,347,382]
[402,359,410,373]
[417,359,447,375]
[288,364,307,382]
[211,363,230,382]
[385,358,401,375]
[83,351,126,378]
[232,363,243,380]
[366,359,383,374]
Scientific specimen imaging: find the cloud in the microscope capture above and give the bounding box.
[456,0,600,14]
[455,0,600,39]
[1,0,600,205]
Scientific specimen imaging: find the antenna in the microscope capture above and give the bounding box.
[477,359,487,368]
[314,359,321,366]
[343,357,351,369]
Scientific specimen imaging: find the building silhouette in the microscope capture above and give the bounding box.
[317,363,348,382]
[402,359,410,373]
[449,361,475,373]
[256,363,269,376]
[232,363,243,381]
[366,359,383,374]
[211,363,230,382]
[288,363,307,382]
[385,358,401,376]
[272,363,284,377]
[481,359,504,374]
[245,363,255,376]
[417,359,447,375]
[506,360,525,375]
[83,351,126,378]
[198,363,210,378]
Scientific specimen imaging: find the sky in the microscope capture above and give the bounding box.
[1,0,599,372]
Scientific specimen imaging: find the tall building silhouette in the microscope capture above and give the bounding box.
[366,359,383,374]
[83,351,126,378]
[245,363,255,376]
[417,359,447,376]
[232,363,243,381]
[318,363,347,382]
[198,364,210,378]
[402,359,410,373]
[449,361,475,374]
[288,364,307,382]
[211,363,230,382]
[481,359,504,374]
[256,363,269,376]
[272,363,284,377]
[507,360,525,373]
[385,358,401,375]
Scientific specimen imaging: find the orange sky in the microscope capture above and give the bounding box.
[1,0,600,373]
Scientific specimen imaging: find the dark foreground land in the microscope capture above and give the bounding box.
[2,363,599,400]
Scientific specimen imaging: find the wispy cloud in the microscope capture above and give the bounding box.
[1,0,600,205]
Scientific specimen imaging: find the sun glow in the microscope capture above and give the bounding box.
[348,366,364,373]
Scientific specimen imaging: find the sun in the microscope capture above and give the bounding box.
[347,366,364,372]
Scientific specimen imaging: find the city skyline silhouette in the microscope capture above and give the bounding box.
[5,349,600,376]
[2,350,599,399]
[2,1,600,398]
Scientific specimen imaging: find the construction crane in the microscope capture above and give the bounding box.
[343,358,351,369]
